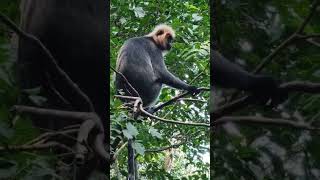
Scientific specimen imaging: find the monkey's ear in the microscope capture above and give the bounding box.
[156,30,164,36]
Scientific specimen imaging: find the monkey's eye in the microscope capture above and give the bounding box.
[156,30,164,36]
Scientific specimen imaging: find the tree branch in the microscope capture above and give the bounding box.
[214,116,320,131]
[140,104,209,127]
[153,87,210,113]
[212,81,320,119]
[145,141,187,153]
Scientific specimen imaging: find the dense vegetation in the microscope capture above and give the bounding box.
[0,1,57,179]
[212,0,320,179]
[1,0,318,179]
[110,0,210,179]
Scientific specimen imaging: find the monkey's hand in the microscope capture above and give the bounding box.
[188,86,201,96]
[145,107,156,114]
[250,75,288,106]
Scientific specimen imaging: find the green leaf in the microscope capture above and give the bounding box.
[133,7,145,18]
[22,87,41,95]
[122,129,133,139]
[0,158,17,179]
[133,142,145,155]
[126,122,139,137]
[0,121,14,139]
[28,95,47,106]
[148,127,163,139]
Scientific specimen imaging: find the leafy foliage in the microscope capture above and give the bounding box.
[110,0,210,178]
[0,2,61,179]
[212,0,320,179]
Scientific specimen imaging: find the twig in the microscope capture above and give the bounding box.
[145,141,187,153]
[113,142,128,160]
[253,0,319,74]
[153,87,209,113]
[296,0,320,34]
[24,129,78,146]
[0,141,74,152]
[12,105,95,121]
[306,39,320,48]
[227,1,320,103]
[214,116,320,131]
[12,105,109,161]
[110,66,141,98]
[179,98,207,103]
[296,34,320,40]
[211,81,320,119]
[140,104,209,127]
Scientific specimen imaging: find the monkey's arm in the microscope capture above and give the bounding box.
[159,68,194,91]
[212,51,287,105]
[211,51,256,90]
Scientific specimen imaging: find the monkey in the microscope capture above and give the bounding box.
[113,24,200,175]
[115,24,199,110]
[17,0,107,178]
[211,50,287,105]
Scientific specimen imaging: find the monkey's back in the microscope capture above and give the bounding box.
[115,37,162,107]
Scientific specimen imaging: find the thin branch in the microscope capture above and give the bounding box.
[140,104,209,127]
[211,81,320,119]
[24,129,78,146]
[113,142,128,160]
[0,142,74,152]
[110,66,141,98]
[228,1,320,102]
[114,95,140,101]
[12,105,109,161]
[253,34,297,73]
[297,34,320,40]
[214,116,320,131]
[145,141,187,153]
[189,62,209,85]
[306,39,320,48]
[153,87,209,113]
[254,0,319,73]
[179,98,207,103]
[296,0,320,33]
[12,105,95,121]
[211,96,251,120]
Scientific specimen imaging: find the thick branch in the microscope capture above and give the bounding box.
[12,105,95,121]
[212,81,320,119]
[280,81,320,93]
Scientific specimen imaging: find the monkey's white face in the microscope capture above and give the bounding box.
[156,32,173,51]
[164,34,174,50]
[146,24,176,51]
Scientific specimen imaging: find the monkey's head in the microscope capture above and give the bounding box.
[147,24,176,51]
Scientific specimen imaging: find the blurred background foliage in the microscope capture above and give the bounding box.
[110,0,210,179]
[212,0,320,179]
[0,1,61,179]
